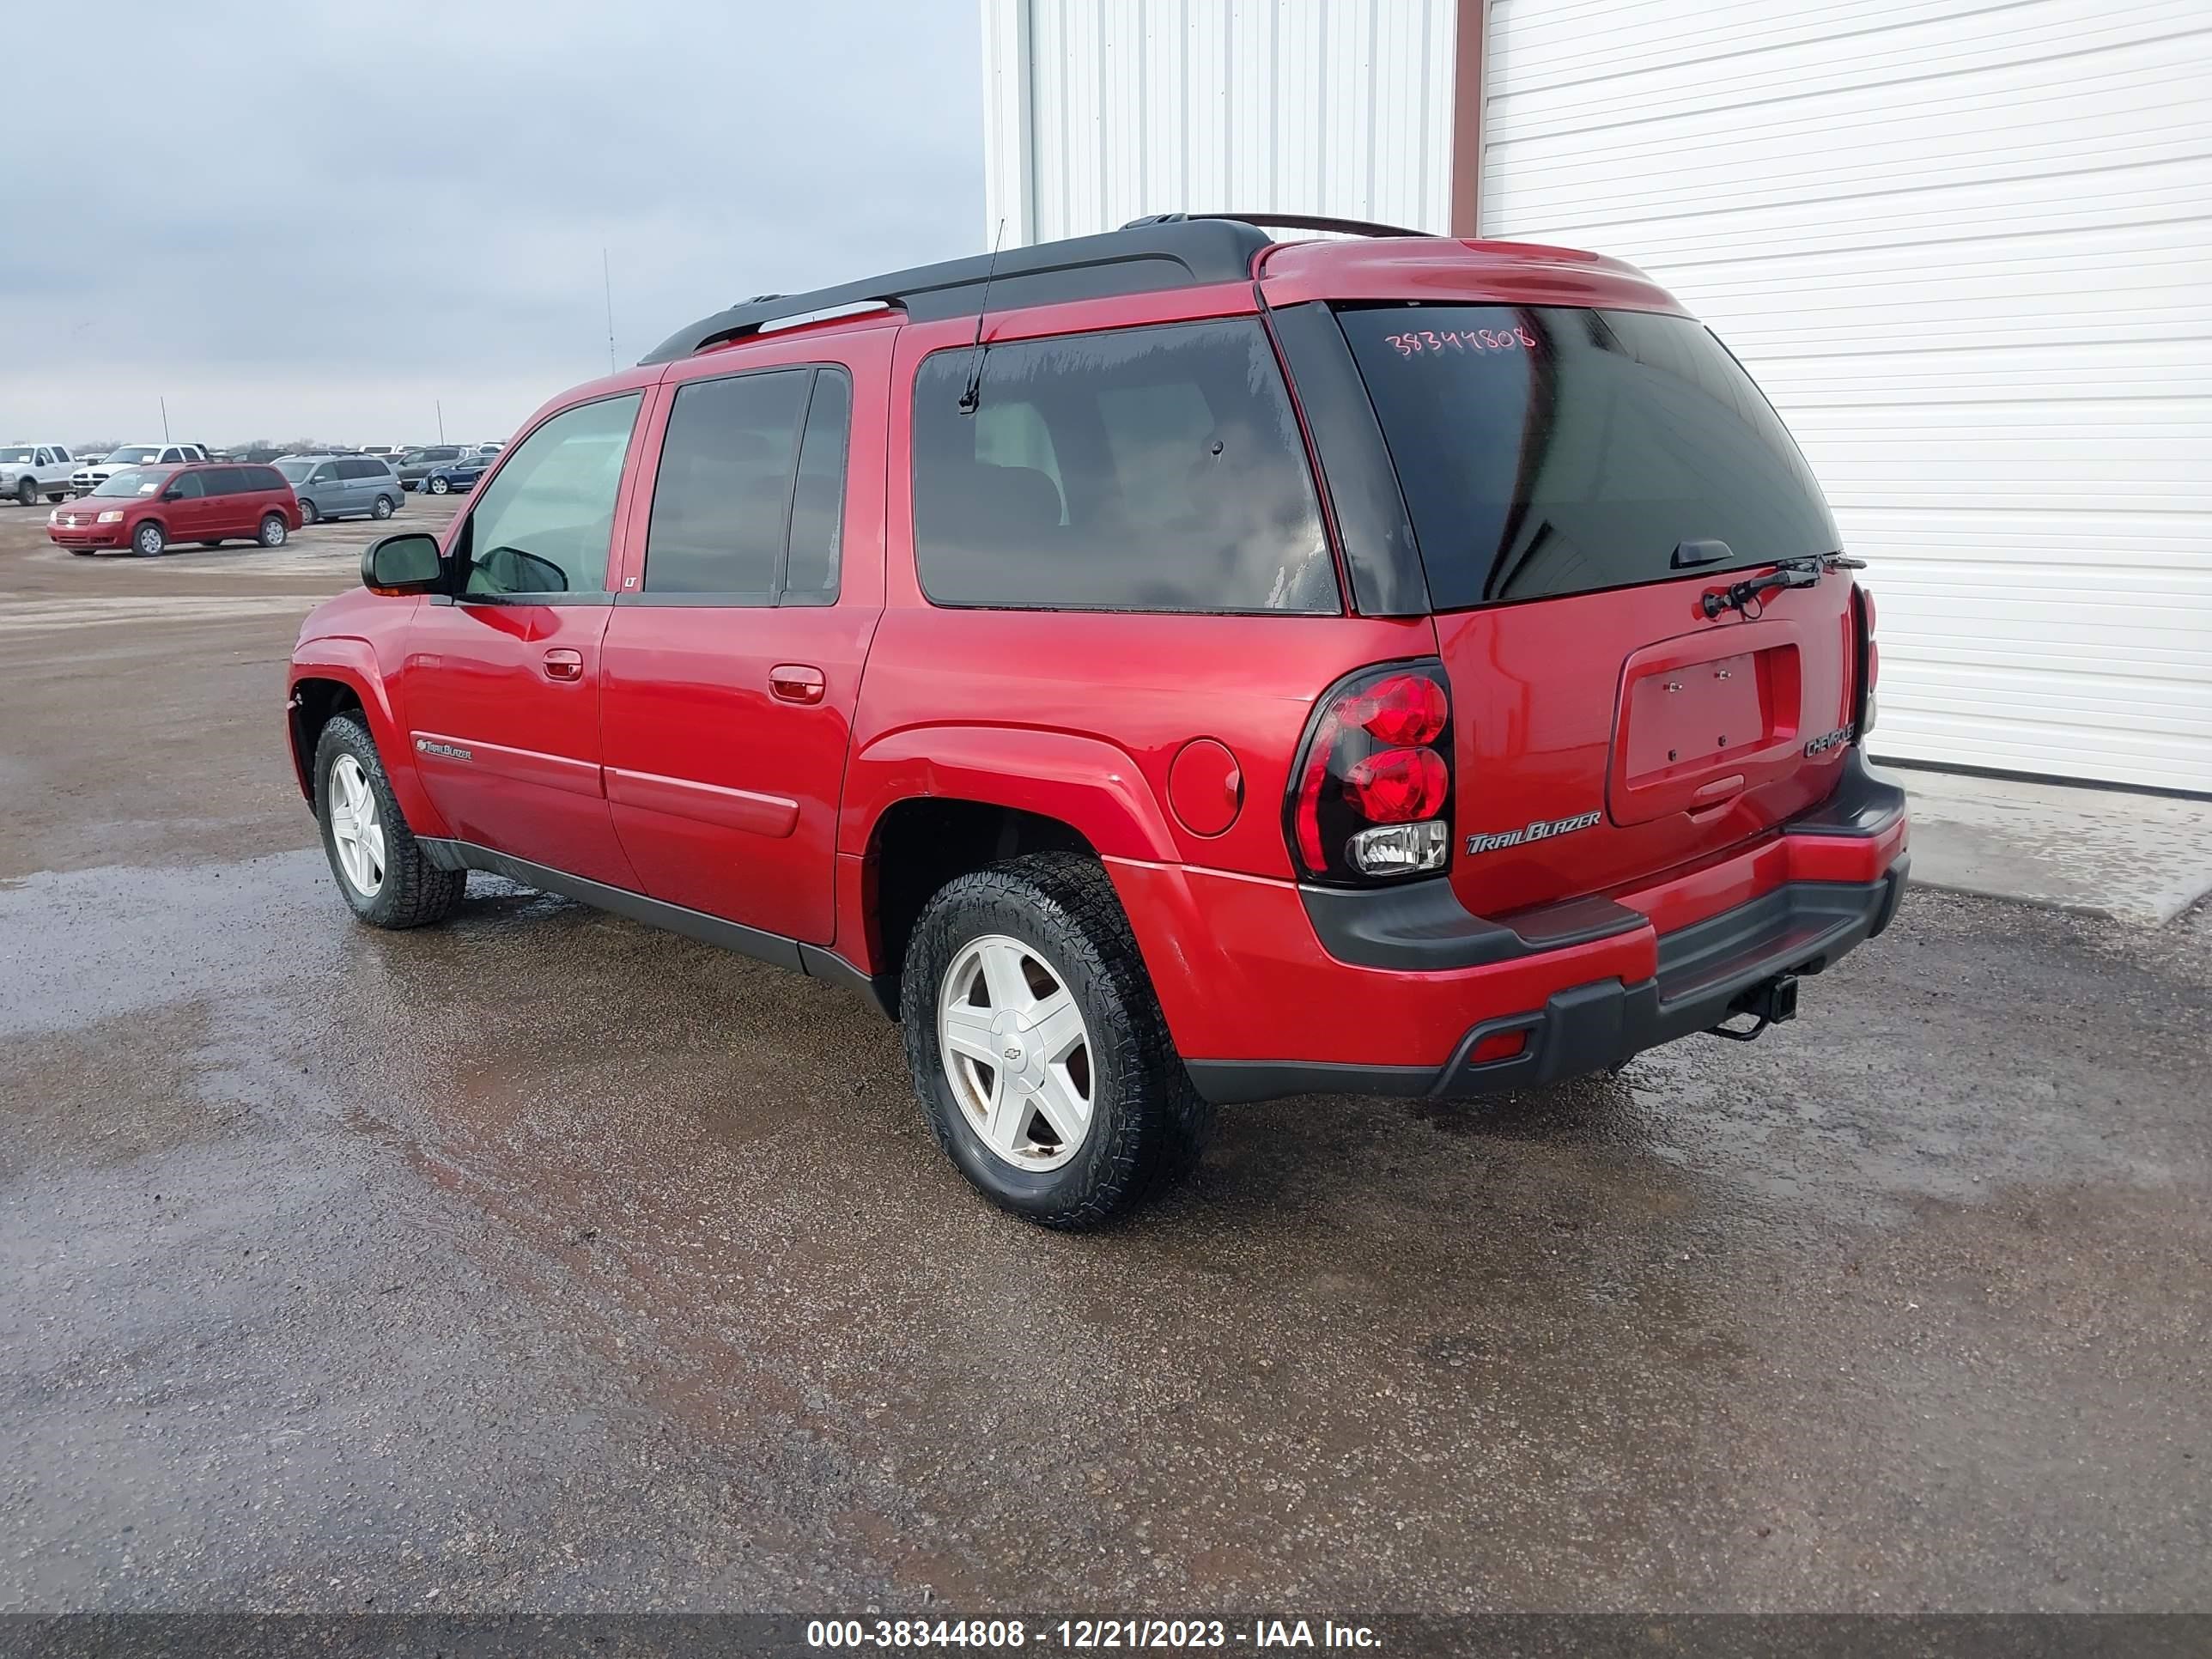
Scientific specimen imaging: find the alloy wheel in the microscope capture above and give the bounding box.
[327,755,386,896]
[937,934,1095,1172]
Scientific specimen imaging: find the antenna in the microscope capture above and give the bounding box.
[603,248,617,375]
[957,217,1006,416]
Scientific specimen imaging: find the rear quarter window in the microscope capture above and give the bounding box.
[911,318,1337,614]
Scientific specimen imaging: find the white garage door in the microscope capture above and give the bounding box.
[1481,0,2212,793]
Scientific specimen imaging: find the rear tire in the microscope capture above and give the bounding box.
[301,498,320,525]
[131,521,165,558]
[900,852,1211,1229]
[371,494,394,520]
[313,714,465,929]
[45,492,65,504]
[258,513,288,547]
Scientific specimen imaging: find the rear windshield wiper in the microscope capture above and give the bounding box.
[1702,552,1865,619]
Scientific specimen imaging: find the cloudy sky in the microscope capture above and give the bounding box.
[0,0,983,448]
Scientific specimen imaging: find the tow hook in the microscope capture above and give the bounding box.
[1706,973,1799,1042]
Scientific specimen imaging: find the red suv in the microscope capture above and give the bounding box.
[51,461,300,557]
[285,215,1907,1226]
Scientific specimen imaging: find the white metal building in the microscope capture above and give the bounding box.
[980,0,2212,793]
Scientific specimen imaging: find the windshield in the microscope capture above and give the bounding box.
[275,459,317,482]
[0,447,34,465]
[93,468,167,497]
[1336,305,1838,609]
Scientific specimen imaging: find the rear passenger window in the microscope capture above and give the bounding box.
[784,372,850,604]
[911,319,1335,614]
[641,366,850,602]
[199,467,236,496]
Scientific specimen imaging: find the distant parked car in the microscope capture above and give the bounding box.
[276,454,404,524]
[419,453,488,495]
[1,444,77,506]
[392,446,469,490]
[471,442,504,458]
[48,461,300,557]
[72,443,206,495]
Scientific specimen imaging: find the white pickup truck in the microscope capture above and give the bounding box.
[0,444,78,506]
[70,442,207,495]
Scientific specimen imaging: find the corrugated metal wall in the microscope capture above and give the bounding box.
[1483,0,2212,793]
[981,0,1458,246]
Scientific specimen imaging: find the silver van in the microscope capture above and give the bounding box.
[275,455,403,525]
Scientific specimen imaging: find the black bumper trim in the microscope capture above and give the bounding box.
[1298,880,1646,972]
[1188,857,1909,1107]
[1298,748,1906,972]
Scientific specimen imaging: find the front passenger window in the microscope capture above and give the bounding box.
[459,393,641,597]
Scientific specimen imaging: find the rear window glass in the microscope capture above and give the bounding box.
[1337,305,1838,609]
[912,318,1336,614]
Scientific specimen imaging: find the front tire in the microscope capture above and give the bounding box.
[313,714,465,929]
[14,477,34,506]
[131,521,165,557]
[900,853,1210,1229]
[258,513,288,547]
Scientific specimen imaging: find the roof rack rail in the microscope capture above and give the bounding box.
[1122,210,1440,240]
[639,218,1272,365]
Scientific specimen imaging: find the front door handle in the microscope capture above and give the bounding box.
[542,648,584,682]
[769,664,825,704]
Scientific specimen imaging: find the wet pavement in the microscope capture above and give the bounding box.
[2,501,2209,1613]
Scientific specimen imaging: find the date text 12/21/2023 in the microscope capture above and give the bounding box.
[805,1617,1382,1649]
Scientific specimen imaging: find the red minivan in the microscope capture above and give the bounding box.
[285,215,1907,1226]
[51,461,300,556]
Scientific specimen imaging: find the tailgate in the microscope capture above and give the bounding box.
[1328,298,1856,915]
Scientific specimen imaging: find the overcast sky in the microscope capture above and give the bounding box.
[0,0,983,448]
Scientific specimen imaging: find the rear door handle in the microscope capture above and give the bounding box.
[769,664,825,704]
[542,648,583,682]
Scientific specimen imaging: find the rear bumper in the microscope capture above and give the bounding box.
[1139,750,1910,1106]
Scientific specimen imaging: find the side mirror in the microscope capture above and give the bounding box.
[362,531,442,595]
[161,486,184,501]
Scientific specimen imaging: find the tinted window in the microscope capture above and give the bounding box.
[1337,305,1838,609]
[912,319,1334,613]
[785,371,850,603]
[250,466,287,491]
[642,368,810,596]
[459,394,640,597]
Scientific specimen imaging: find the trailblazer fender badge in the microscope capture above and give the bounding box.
[1466,810,1603,857]
[415,738,473,762]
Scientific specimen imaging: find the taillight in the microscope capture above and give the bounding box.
[1288,660,1455,884]
[1852,583,1879,738]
